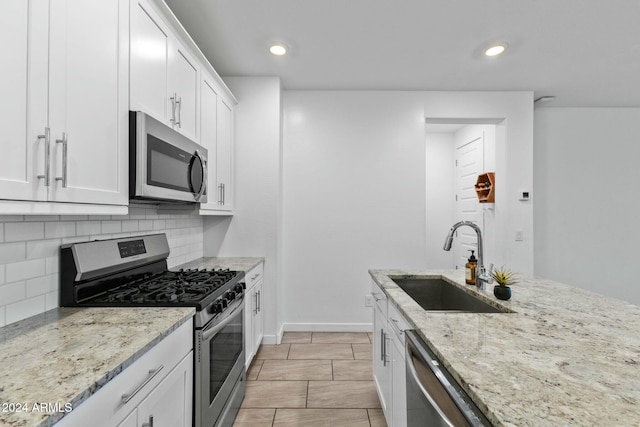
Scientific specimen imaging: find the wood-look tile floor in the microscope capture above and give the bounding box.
[234,332,387,427]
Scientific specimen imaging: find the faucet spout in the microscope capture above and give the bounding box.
[442,221,493,289]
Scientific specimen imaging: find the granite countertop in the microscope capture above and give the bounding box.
[0,307,194,427]
[369,269,640,426]
[175,257,264,273]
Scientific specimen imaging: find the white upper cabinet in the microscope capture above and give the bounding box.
[0,0,128,210]
[168,40,199,141]
[198,71,236,214]
[216,96,234,211]
[198,72,219,211]
[130,0,199,142]
[0,0,44,201]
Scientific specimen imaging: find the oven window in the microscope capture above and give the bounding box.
[147,134,191,192]
[209,312,243,404]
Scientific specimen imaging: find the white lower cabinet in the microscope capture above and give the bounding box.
[372,280,409,427]
[244,262,265,367]
[55,319,193,427]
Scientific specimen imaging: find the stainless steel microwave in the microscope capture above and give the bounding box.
[129,111,207,203]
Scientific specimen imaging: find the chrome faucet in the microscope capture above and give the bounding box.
[443,221,493,290]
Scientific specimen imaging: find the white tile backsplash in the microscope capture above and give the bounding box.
[5,295,45,324]
[0,205,204,326]
[45,221,76,239]
[5,222,45,242]
[0,242,27,264]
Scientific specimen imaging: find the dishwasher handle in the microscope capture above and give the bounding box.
[405,330,492,427]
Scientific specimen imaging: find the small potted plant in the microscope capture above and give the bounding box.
[490,267,516,301]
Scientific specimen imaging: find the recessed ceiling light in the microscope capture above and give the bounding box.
[485,43,508,57]
[269,43,287,56]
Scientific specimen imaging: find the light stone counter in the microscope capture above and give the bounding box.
[369,269,640,427]
[0,307,194,427]
[176,257,264,273]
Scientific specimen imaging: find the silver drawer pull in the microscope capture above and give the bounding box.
[121,365,164,405]
[142,415,154,427]
[390,318,404,335]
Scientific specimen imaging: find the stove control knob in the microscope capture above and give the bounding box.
[234,284,244,295]
[211,301,225,314]
[226,291,236,301]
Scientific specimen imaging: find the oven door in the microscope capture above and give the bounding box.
[195,297,245,427]
[131,111,207,203]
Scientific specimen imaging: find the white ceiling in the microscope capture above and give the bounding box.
[165,0,640,107]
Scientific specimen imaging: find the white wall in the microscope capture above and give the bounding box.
[281,91,533,329]
[203,77,283,342]
[0,206,203,326]
[282,91,427,329]
[425,132,454,268]
[534,107,640,304]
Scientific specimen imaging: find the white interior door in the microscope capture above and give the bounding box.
[454,129,484,268]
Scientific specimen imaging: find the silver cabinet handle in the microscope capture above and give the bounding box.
[382,331,388,367]
[252,292,258,315]
[176,96,182,128]
[37,127,50,186]
[222,183,225,205]
[218,183,223,205]
[251,274,260,280]
[55,132,68,187]
[121,365,164,405]
[371,292,383,302]
[170,93,177,125]
[380,328,384,361]
[257,290,261,312]
[142,415,154,427]
[194,150,207,202]
[390,318,404,335]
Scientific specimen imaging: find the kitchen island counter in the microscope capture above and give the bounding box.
[369,269,640,426]
[0,307,194,427]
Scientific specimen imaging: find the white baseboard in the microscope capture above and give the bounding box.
[261,323,285,345]
[283,322,373,333]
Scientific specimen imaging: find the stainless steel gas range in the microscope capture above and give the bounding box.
[59,233,245,427]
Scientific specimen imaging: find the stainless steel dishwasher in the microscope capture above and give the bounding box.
[405,330,493,427]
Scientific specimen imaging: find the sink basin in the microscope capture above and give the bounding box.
[391,278,506,313]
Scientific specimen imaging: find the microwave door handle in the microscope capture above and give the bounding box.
[193,150,207,202]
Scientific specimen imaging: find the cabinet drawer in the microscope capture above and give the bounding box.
[55,318,193,426]
[371,280,387,316]
[388,302,410,349]
[246,262,264,290]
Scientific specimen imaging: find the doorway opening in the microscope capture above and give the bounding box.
[424,118,503,270]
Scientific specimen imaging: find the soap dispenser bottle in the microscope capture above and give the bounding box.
[465,250,477,285]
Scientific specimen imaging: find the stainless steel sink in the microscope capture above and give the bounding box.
[391,278,507,313]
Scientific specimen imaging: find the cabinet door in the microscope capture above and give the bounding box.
[199,74,220,211]
[130,0,169,123]
[48,0,128,205]
[216,97,234,210]
[167,40,199,141]
[137,351,194,427]
[244,285,255,367]
[391,337,406,427]
[253,280,264,352]
[373,305,390,418]
[0,0,47,201]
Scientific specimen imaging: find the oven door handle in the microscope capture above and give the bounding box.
[201,296,244,342]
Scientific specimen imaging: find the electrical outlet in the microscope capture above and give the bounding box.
[365,295,373,307]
